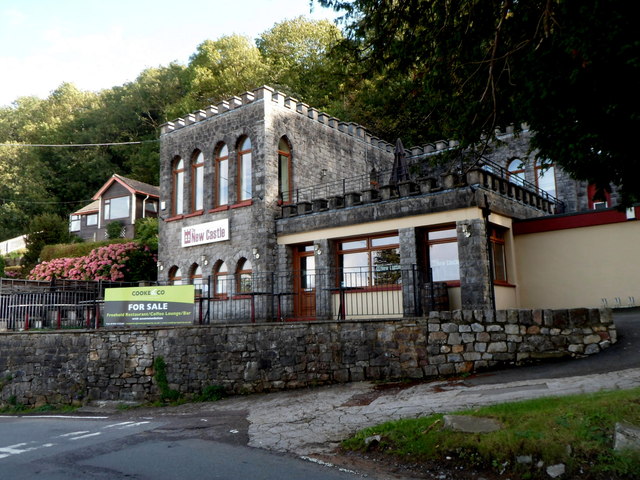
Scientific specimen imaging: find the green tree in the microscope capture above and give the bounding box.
[317,0,640,203]
[257,17,344,110]
[134,217,159,251]
[185,35,268,107]
[23,213,72,268]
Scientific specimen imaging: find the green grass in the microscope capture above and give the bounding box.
[342,387,640,479]
[0,403,78,415]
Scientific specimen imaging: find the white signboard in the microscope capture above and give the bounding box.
[182,219,229,247]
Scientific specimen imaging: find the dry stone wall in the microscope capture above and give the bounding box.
[0,308,615,406]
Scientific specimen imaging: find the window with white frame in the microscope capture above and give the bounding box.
[192,151,204,212]
[104,196,130,220]
[237,137,252,202]
[215,144,229,207]
[173,157,185,215]
[70,215,81,232]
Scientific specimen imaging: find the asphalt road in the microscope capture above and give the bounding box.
[0,413,361,480]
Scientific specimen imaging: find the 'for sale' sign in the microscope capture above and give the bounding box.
[104,285,195,326]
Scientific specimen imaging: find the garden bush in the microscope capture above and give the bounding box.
[28,241,156,282]
[40,239,128,261]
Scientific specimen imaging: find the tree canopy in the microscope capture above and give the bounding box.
[317,0,640,203]
[0,17,345,243]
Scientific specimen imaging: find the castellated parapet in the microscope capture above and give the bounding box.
[160,86,398,155]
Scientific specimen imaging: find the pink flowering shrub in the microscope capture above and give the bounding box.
[29,242,156,282]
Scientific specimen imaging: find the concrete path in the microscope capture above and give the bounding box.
[186,310,640,458]
[195,367,640,457]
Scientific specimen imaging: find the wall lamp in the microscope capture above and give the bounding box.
[157,261,164,271]
[252,248,260,259]
[201,255,209,266]
[461,224,472,238]
[314,244,322,256]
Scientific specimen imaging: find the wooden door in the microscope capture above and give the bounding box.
[293,245,316,319]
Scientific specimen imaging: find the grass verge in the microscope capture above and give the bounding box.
[342,387,640,479]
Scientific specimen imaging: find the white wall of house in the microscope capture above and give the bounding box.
[0,235,26,255]
[515,215,640,309]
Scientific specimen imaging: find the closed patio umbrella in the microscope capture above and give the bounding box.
[389,138,410,185]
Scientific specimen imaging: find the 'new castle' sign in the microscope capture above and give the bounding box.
[181,219,229,247]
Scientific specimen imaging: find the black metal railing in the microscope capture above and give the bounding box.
[0,267,449,329]
[279,152,563,212]
[0,278,147,331]
[189,266,441,324]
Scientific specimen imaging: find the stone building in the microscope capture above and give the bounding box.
[158,86,636,321]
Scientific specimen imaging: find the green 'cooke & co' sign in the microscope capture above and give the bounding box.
[104,285,195,326]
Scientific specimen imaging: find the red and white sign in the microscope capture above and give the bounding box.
[181,219,229,247]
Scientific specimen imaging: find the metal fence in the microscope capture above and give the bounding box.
[189,267,444,324]
[0,267,447,330]
[0,278,141,331]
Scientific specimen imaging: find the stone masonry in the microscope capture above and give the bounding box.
[0,308,615,406]
[158,86,394,283]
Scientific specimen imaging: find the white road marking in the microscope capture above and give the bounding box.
[0,441,55,460]
[32,415,108,419]
[119,421,150,428]
[69,432,102,441]
[57,431,90,438]
[103,421,136,429]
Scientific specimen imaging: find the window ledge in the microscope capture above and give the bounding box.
[494,281,516,288]
[209,205,230,213]
[165,215,184,222]
[184,210,204,218]
[231,200,253,209]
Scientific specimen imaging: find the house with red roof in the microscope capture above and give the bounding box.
[69,174,159,241]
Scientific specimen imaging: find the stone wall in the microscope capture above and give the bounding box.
[0,309,615,407]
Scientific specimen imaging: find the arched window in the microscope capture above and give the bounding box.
[507,158,525,185]
[191,151,204,212]
[237,137,252,202]
[278,137,292,203]
[237,258,253,293]
[214,144,229,207]
[168,266,183,285]
[214,261,229,299]
[190,264,205,296]
[172,157,185,216]
[535,159,556,198]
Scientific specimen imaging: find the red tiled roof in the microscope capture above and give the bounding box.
[92,174,159,200]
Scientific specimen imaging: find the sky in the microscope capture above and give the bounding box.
[0,0,341,107]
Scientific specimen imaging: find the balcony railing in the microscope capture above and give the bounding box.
[280,155,564,217]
